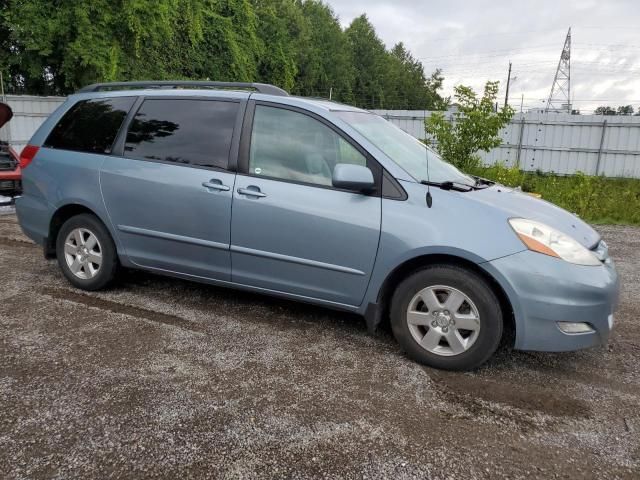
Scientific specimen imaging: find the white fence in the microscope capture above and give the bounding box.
[373,110,640,179]
[0,95,66,153]
[1,96,639,178]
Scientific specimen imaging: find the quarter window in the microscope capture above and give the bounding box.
[249,106,367,187]
[44,97,136,154]
[124,99,239,169]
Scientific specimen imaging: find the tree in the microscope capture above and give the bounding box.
[292,0,354,102]
[3,0,261,93]
[344,15,445,110]
[0,0,11,82]
[617,105,634,116]
[345,15,389,109]
[425,81,514,171]
[425,70,449,110]
[1,0,445,108]
[594,106,617,116]
[179,0,261,83]
[386,43,447,110]
[4,0,182,92]
[251,0,306,91]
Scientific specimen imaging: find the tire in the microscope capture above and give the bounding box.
[55,213,119,291]
[390,264,503,371]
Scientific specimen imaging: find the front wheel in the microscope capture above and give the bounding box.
[56,213,119,291]
[390,265,503,371]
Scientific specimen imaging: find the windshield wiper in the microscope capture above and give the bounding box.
[420,180,475,192]
[472,176,495,189]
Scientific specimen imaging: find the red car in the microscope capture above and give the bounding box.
[0,102,21,196]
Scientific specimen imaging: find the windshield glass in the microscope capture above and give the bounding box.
[335,111,475,186]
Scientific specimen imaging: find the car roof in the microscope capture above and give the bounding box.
[291,97,368,113]
[70,88,370,114]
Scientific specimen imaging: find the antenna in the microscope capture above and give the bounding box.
[545,27,572,114]
[423,109,432,208]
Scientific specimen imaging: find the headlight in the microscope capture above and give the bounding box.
[508,218,601,266]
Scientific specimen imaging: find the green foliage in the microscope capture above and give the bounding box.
[251,0,304,91]
[0,0,446,109]
[344,15,390,109]
[2,0,265,92]
[469,164,640,225]
[387,43,446,110]
[292,0,354,102]
[617,105,634,116]
[594,105,635,116]
[594,106,616,115]
[425,81,514,171]
[343,16,446,109]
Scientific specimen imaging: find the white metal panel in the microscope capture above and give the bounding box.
[0,95,66,153]
[372,109,640,178]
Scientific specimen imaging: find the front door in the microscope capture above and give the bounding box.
[101,97,241,281]
[230,104,382,306]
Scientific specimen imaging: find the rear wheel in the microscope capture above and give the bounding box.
[390,265,503,371]
[56,213,118,290]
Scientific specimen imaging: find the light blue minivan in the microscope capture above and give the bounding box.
[15,81,619,370]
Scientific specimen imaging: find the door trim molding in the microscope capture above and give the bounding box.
[118,225,229,250]
[230,245,366,276]
[131,262,361,311]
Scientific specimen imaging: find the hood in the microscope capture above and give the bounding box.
[0,102,12,130]
[470,185,600,249]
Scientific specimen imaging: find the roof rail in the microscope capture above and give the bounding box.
[77,81,288,96]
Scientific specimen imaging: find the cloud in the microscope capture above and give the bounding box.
[326,0,640,112]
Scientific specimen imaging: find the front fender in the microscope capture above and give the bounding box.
[361,182,527,313]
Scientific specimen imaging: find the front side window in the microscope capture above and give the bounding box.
[124,99,239,169]
[249,105,367,187]
[45,97,136,154]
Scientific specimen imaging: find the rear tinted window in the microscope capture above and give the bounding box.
[124,99,239,169]
[45,97,135,154]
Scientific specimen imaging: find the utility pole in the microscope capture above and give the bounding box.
[520,94,524,113]
[504,61,512,108]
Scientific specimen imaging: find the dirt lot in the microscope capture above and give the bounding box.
[0,211,638,479]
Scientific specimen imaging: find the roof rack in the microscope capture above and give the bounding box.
[77,81,288,96]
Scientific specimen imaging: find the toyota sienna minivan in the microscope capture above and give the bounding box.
[15,81,619,370]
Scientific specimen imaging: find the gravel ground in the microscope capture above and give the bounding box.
[0,213,638,479]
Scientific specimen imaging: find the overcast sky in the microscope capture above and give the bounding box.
[326,0,640,113]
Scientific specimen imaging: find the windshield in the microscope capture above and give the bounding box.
[335,111,475,186]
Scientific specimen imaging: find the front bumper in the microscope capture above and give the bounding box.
[483,249,620,352]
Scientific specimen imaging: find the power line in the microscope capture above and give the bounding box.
[417,42,640,63]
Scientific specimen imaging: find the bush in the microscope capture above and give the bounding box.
[425,81,514,171]
[469,164,640,225]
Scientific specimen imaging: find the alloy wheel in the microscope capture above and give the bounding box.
[63,227,103,280]
[406,285,481,356]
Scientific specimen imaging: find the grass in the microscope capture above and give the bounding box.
[468,164,640,226]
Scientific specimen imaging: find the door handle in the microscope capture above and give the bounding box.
[202,180,230,192]
[237,186,267,198]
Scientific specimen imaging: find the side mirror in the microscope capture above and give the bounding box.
[332,164,375,192]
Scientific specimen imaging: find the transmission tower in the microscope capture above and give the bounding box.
[545,27,571,113]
